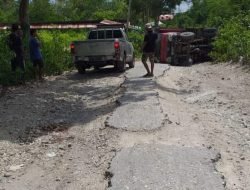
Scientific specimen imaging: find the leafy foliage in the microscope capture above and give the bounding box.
[29,0,58,22]
[0,0,18,22]
[0,31,14,85]
[127,30,144,57]
[39,30,86,75]
[211,13,250,63]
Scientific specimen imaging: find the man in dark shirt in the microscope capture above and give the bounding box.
[8,24,25,83]
[141,25,158,77]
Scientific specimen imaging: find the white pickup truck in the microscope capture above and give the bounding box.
[70,28,135,73]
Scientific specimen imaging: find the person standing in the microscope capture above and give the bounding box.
[141,24,158,77]
[8,24,25,83]
[29,29,44,81]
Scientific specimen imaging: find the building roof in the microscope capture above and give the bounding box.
[0,20,126,30]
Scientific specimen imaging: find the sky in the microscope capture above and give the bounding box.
[175,1,192,13]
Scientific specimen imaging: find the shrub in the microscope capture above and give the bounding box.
[212,13,250,64]
[0,31,16,85]
[127,30,144,58]
[39,30,87,75]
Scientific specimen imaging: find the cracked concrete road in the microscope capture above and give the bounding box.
[107,63,225,190]
[0,62,250,190]
[107,64,168,131]
[109,145,224,190]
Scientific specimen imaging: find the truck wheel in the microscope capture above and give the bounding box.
[180,32,195,42]
[202,28,217,39]
[128,55,135,68]
[117,55,126,72]
[77,66,86,74]
[94,66,100,71]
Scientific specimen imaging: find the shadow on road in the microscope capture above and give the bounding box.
[66,67,123,81]
[0,67,125,144]
[156,82,192,95]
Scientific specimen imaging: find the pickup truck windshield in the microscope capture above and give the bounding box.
[88,30,123,40]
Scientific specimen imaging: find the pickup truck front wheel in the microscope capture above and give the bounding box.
[77,66,86,74]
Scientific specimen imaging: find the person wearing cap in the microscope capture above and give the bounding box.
[141,24,158,77]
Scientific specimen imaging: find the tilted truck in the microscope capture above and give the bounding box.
[156,28,217,66]
[70,28,135,73]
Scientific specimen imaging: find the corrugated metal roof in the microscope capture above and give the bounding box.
[0,20,126,30]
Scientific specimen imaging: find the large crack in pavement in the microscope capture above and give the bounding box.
[106,63,225,190]
[106,64,169,132]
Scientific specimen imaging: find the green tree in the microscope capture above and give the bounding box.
[51,0,127,21]
[29,0,57,22]
[0,0,18,22]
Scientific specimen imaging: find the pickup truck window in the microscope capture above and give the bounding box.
[113,30,123,38]
[98,30,105,39]
[106,30,113,39]
[88,29,124,40]
[89,31,97,39]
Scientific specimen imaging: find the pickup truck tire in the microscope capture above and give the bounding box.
[128,55,135,68]
[77,66,86,74]
[116,55,126,72]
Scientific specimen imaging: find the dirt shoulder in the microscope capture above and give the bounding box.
[156,62,250,190]
[0,68,124,190]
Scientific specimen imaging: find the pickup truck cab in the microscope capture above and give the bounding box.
[71,28,135,73]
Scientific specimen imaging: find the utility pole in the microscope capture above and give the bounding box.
[126,0,132,31]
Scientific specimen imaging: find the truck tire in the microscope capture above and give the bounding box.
[94,66,100,71]
[116,55,126,72]
[77,66,86,74]
[202,28,217,39]
[180,32,195,42]
[128,54,135,68]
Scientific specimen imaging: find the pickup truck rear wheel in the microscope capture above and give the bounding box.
[128,55,135,68]
[77,66,86,74]
[117,55,126,72]
[94,66,100,71]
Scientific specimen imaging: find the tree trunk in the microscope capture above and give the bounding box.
[19,0,30,61]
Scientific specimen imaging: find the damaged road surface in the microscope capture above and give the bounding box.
[107,63,225,190]
[1,62,250,190]
[107,65,167,131]
[109,145,224,190]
